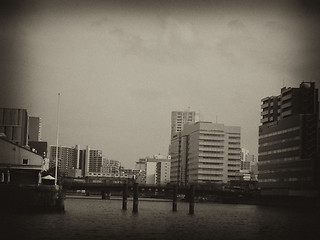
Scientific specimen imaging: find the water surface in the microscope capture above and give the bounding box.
[1,198,318,240]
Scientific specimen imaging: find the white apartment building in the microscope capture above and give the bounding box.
[85,146,103,176]
[170,121,241,185]
[101,159,120,174]
[135,154,171,185]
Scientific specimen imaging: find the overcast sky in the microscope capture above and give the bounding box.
[1,0,320,168]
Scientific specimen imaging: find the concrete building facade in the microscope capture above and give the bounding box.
[240,148,258,181]
[156,159,171,185]
[101,159,120,175]
[258,82,320,196]
[171,110,196,139]
[49,145,105,177]
[0,108,29,146]
[135,155,171,185]
[170,121,241,185]
[49,145,80,176]
[28,117,41,142]
[169,132,182,184]
[84,146,103,177]
[169,110,195,185]
[135,159,147,184]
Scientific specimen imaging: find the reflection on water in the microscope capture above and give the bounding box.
[1,198,319,240]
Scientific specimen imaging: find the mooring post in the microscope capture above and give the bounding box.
[133,182,139,213]
[122,183,128,210]
[55,187,65,212]
[101,191,106,199]
[189,185,195,215]
[172,184,178,212]
[106,192,111,200]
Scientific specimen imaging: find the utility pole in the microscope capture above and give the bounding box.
[55,93,61,186]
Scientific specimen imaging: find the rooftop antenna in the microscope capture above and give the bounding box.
[216,115,218,123]
[54,93,61,186]
[196,110,202,122]
[196,110,200,122]
[29,103,32,116]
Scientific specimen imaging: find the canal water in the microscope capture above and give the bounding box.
[1,197,319,240]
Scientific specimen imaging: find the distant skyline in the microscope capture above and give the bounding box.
[1,0,320,168]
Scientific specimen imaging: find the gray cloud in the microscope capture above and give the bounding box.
[228,19,247,31]
[264,21,289,32]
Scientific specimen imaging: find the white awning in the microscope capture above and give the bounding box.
[42,175,55,180]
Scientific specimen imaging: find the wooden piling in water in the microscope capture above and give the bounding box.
[189,185,195,215]
[133,182,139,213]
[55,188,65,211]
[172,185,178,212]
[101,191,106,199]
[106,192,111,200]
[122,183,128,210]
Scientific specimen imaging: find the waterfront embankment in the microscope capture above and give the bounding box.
[0,184,65,212]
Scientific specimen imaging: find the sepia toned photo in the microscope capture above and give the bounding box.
[1,0,320,239]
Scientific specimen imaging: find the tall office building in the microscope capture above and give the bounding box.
[171,110,196,139]
[170,132,182,184]
[169,110,196,183]
[156,159,171,185]
[258,82,320,196]
[0,108,28,146]
[28,117,41,141]
[170,121,241,185]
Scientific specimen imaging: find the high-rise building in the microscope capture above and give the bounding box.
[28,117,41,141]
[258,82,320,196]
[49,145,104,177]
[0,108,28,146]
[169,132,182,184]
[85,146,103,176]
[240,148,257,181]
[49,145,80,176]
[171,110,196,139]
[170,121,241,185]
[169,110,196,184]
[156,158,171,185]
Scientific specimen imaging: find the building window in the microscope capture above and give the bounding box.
[22,159,29,165]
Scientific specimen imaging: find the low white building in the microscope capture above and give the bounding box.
[0,137,44,184]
